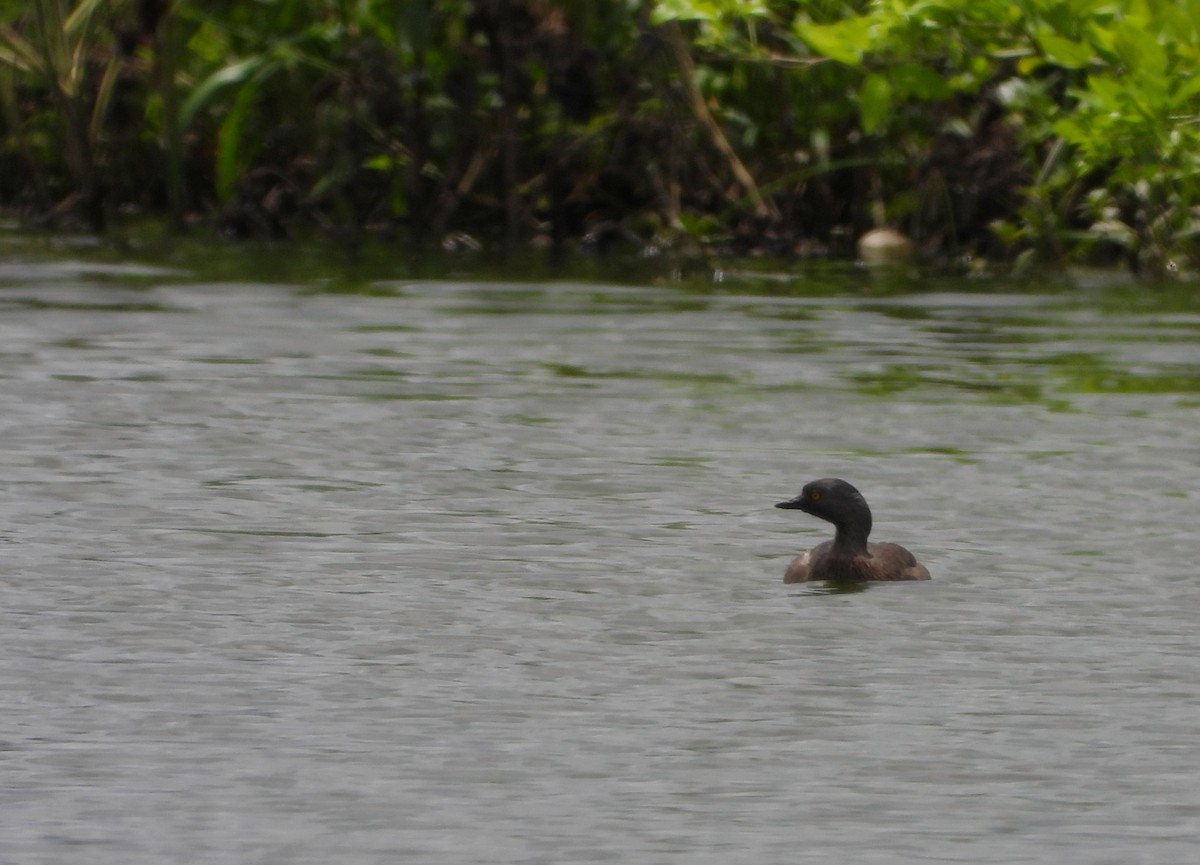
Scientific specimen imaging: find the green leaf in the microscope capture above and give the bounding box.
[651,0,768,22]
[796,17,874,66]
[63,0,108,36]
[651,0,720,24]
[179,56,272,130]
[860,73,892,134]
[890,63,953,100]
[1083,74,1128,113]
[0,24,40,73]
[1036,33,1094,69]
[215,81,262,202]
[1112,26,1168,77]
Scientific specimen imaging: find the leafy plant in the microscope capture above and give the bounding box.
[0,0,124,228]
[0,0,1197,273]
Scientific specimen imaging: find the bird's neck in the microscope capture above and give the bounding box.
[832,522,870,555]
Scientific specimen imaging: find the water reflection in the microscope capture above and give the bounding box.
[793,579,872,595]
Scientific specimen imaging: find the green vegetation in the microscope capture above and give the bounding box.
[1,1,1198,276]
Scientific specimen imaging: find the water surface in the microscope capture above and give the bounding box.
[1,251,1198,864]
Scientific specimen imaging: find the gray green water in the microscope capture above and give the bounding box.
[1,242,1198,864]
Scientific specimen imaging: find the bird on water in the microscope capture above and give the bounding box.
[775,478,930,583]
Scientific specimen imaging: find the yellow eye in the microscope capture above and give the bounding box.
[809,490,821,502]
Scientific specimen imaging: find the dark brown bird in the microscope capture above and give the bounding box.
[775,478,930,583]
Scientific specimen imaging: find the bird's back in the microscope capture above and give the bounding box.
[784,540,929,583]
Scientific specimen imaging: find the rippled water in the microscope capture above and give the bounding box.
[1,252,1198,863]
